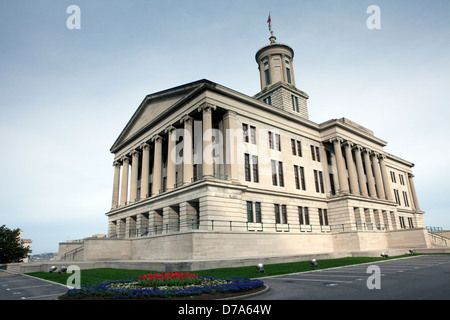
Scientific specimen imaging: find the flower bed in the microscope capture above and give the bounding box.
[59,272,265,300]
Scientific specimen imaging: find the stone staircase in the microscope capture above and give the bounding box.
[427,229,449,247]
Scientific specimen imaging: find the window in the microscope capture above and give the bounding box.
[297,141,302,157]
[318,208,329,226]
[278,161,284,187]
[268,131,280,151]
[294,165,306,190]
[287,67,292,84]
[329,173,336,195]
[399,216,406,229]
[291,95,299,112]
[394,189,401,205]
[252,155,259,183]
[314,170,320,193]
[291,139,297,155]
[246,201,253,222]
[281,205,288,224]
[271,160,277,186]
[298,206,310,225]
[264,62,270,86]
[275,133,281,151]
[300,166,306,190]
[244,153,251,182]
[399,174,405,185]
[274,204,280,224]
[250,126,256,144]
[403,191,409,207]
[245,154,259,183]
[408,217,414,229]
[263,96,272,105]
[294,165,300,189]
[311,145,320,162]
[242,124,249,143]
[390,171,396,183]
[255,202,262,223]
[319,171,325,193]
[247,201,262,223]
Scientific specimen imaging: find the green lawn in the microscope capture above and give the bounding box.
[26,255,413,286]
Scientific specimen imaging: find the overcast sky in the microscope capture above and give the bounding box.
[1,0,449,254]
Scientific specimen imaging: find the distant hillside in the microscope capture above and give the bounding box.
[29,252,54,262]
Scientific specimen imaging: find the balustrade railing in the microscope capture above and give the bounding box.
[109,219,405,239]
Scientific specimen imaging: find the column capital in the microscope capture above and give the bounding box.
[378,153,387,160]
[121,156,130,163]
[180,115,193,124]
[130,149,140,157]
[151,134,162,143]
[352,144,364,152]
[370,151,380,158]
[408,173,415,178]
[164,125,177,134]
[140,142,151,150]
[343,140,354,148]
[329,136,344,144]
[362,147,373,154]
[113,160,121,167]
[198,102,216,113]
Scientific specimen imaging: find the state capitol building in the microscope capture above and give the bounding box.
[58,31,431,265]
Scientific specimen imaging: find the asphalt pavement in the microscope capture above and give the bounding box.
[245,254,450,300]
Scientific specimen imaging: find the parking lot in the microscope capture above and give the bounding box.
[0,271,67,300]
[246,255,450,300]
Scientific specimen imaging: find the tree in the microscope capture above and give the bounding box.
[0,225,32,264]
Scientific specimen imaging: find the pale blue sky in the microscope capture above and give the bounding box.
[1,0,449,254]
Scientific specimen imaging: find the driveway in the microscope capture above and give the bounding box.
[245,255,450,300]
[0,271,67,300]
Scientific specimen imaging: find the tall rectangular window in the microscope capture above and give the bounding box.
[298,206,304,225]
[281,205,288,224]
[242,123,249,143]
[246,201,253,222]
[275,133,281,151]
[319,171,325,193]
[408,217,414,228]
[311,145,316,161]
[314,170,320,193]
[297,140,302,157]
[244,153,251,182]
[255,202,262,223]
[403,191,409,207]
[250,126,256,144]
[252,155,259,183]
[269,132,274,149]
[300,166,306,190]
[274,204,280,224]
[264,62,270,86]
[286,67,292,84]
[304,207,310,224]
[294,165,300,189]
[291,139,297,155]
[278,161,284,187]
[271,160,277,186]
[315,146,321,162]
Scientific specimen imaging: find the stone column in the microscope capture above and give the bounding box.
[140,143,150,199]
[111,161,121,209]
[199,103,216,178]
[223,110,239,182]
[180,115,194,185]
[343,141,359,195]
[408,173,420,210]
[151,135,162,196]
[353,145,368,197]
[331,138,349,194]
[129,149,140,203]
[362,149,377,198]
[371,152,385,199]
[120,156,130,206]
[165,125,177,190]
[378,154,393,201]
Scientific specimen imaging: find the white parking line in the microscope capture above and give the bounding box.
[269,277,353,283]
[10,284,55,290]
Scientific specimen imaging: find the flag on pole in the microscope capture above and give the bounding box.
[267,13,272,31]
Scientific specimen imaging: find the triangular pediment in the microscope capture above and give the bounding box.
[110,80,209,153]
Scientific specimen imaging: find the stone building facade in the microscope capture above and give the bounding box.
[64,34,430,262]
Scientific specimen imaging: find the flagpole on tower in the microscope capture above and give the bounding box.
[267,12,276,44]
